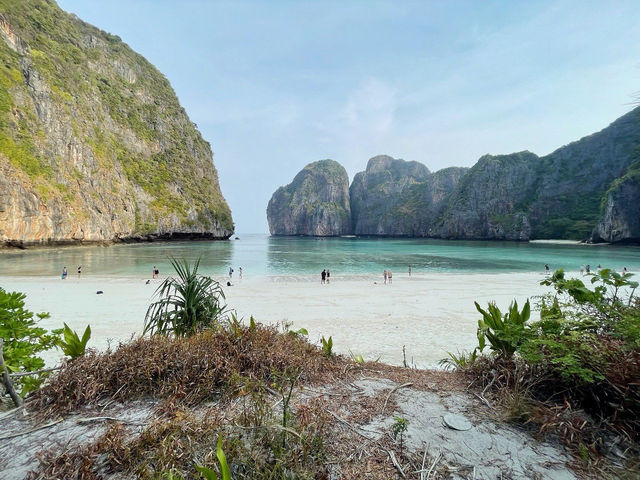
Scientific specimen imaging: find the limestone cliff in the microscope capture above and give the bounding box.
[438,107,640,241]
[266,109,640,242]
[350,155,466,236]
[591,159,640,243]
[350,155,429,235]
[0,1,233,247]
[267,160,351,236]
[437,152,538,240]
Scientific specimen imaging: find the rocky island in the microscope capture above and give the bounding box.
[0,0,233,247]
[267,106,640,243]
[267,159,351,236]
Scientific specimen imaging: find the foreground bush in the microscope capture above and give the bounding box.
[451,269,640,463]
[28,321,344,479]
[0,287,59,398]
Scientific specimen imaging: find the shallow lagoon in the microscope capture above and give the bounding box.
[2,235,639,278]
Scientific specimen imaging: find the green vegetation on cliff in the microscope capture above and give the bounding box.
[437,108,640,242]
[0,0,232,244]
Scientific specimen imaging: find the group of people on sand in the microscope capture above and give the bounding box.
[60,265,82,279]
[383,269,393,284]
[321,269,331,284]
[545,263,631,275]
[381,266,414,284]
[228,266,243,280]
[581,264,630,275]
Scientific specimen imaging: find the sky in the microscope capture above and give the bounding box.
[57,0,640,234]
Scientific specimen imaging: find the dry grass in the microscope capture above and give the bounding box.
[30,395,333,479]
[24,340,470,480]
[25,324,352,479]
[23,326,607,479]
[29,324,345,417]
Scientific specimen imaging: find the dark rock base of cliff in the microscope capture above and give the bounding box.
[0,232,232,249]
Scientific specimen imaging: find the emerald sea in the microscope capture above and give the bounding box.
[1,235,639,278]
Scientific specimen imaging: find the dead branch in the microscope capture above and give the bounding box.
[75,416,145,425]
[328,410,376,440]
[381,382,413,414]
[1,338,23,407]
[481,375,496,396]
[301,385,345,397]
[387,449,406,478]
[8,366,61,378]
[426,450,441,480]
[0,417,63,441]
[420,444,429,480]
[473,392,496,410]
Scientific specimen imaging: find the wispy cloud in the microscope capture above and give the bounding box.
[341,78,397,134]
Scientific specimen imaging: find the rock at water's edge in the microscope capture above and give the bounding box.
[267,159,351,236]
[592,174,640,243]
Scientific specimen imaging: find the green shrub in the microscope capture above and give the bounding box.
[195,436,232,480]
[144,258,228,337]
[475,299,531,357]
[320,336,333,357]
[58,323,91,360]
[461,268,640,453]
[439,349,478,370]
[0,287,60,396]
[391,416,409,457]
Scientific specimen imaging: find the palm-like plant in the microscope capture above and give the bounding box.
[475,299,530,358]
[144,258,228,337]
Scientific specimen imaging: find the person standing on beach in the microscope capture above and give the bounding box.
[408,265,411,276]
[383,270,387,284]
[77,265,82,278]
[152,266,157,279]
[229,267,234,279]
[321,269,326,284]
[388,270,393,284]
[545,264,549,273]
[623,266,628,274]
[326,270,330,284]
[61,267,68,280]
[239,267,243,279]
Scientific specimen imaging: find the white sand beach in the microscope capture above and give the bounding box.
[1,271,555,368]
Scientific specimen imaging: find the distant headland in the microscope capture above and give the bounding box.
[267,107,640,244]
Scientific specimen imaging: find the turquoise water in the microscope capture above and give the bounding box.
[1,235,639,277]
